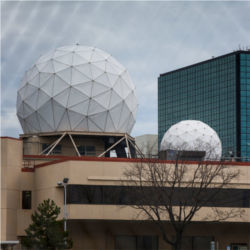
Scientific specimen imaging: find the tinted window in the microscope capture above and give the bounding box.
[77,145,85,156]
[22,191,31,209]
[86,146,96,156]
[115,235,158,250]
[42,144,61,154]
[67,185,250,208]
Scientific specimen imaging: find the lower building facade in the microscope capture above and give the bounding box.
[1,137,250,250]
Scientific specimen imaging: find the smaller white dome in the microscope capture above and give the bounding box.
[160,120,222,160]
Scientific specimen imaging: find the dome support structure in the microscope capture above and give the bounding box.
[21,131,143,159]
[126,136,144,158]
[97,134,144,159]
[98,136,126,158]
[68,133,81,157]
[40,132,67,156]
[39,132,81,157]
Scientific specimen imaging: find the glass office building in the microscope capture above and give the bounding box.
[158,50,250,160]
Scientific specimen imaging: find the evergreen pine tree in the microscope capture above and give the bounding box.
[21,199,73,249]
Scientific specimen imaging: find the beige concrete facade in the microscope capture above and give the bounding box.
[1,137,22,243]
[21,131,136,158]
[1,136,250,249]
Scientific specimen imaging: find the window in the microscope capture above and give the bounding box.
[77,145,96,156]
[86,146,96,156]
[22,191,31,209]
[67,185,250,208]
[42,143,49,154]
[193,237,213,250]
[77,145,85,156]
[115,235,158,250]
[52,144,61,154]
[116,236,136,250]
[42,144,61,154]
[172,236,213,250]
[231,244,248,250]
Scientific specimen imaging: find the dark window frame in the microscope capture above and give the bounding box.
[22,190,32,209]
[67,185,250,208]
[42,143,61,155]
[115,235,158,250]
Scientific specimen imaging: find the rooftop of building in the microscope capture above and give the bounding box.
[21,153,250,173]
[2,136,250,165]
[159,49,250,77]
[19,131,134,140]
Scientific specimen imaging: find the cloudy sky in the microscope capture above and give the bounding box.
[1,1,250,138]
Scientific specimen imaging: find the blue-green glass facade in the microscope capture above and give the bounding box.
[158,51,250,161]
[240,53,250,160]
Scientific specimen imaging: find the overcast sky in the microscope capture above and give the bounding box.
[1,1,250,138]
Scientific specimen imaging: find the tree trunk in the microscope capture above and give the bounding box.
[173,242,182,250]
[173,232,183,250]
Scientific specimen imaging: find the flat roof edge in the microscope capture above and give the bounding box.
[0,241,19,245]
[23,155,250,168]
[0,136,21,141]
[20,131,134,140]
[159,50,250,77]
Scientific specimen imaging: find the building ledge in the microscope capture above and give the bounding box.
[0,136,21,141]
[0,241,19,245]
[21,154,250,172]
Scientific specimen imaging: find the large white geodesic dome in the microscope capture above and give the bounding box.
[160,120,222,160]
[16,45,137,134]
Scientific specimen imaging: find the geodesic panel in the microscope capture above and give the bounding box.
[160,120,222,160]
[16,45,137,134]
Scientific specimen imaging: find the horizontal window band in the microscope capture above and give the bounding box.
[66,184,250,208]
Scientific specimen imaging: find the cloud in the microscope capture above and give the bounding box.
[1,107,22,137]
[132,120,157,137]
[1,1,250,138]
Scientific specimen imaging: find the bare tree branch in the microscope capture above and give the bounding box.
[122,146,244,250]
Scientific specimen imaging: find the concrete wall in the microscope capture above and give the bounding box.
[17,171,34,236]
[1,137,22,242]
[24,160,250,224]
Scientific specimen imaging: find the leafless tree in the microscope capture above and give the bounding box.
[123,153,244,250]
